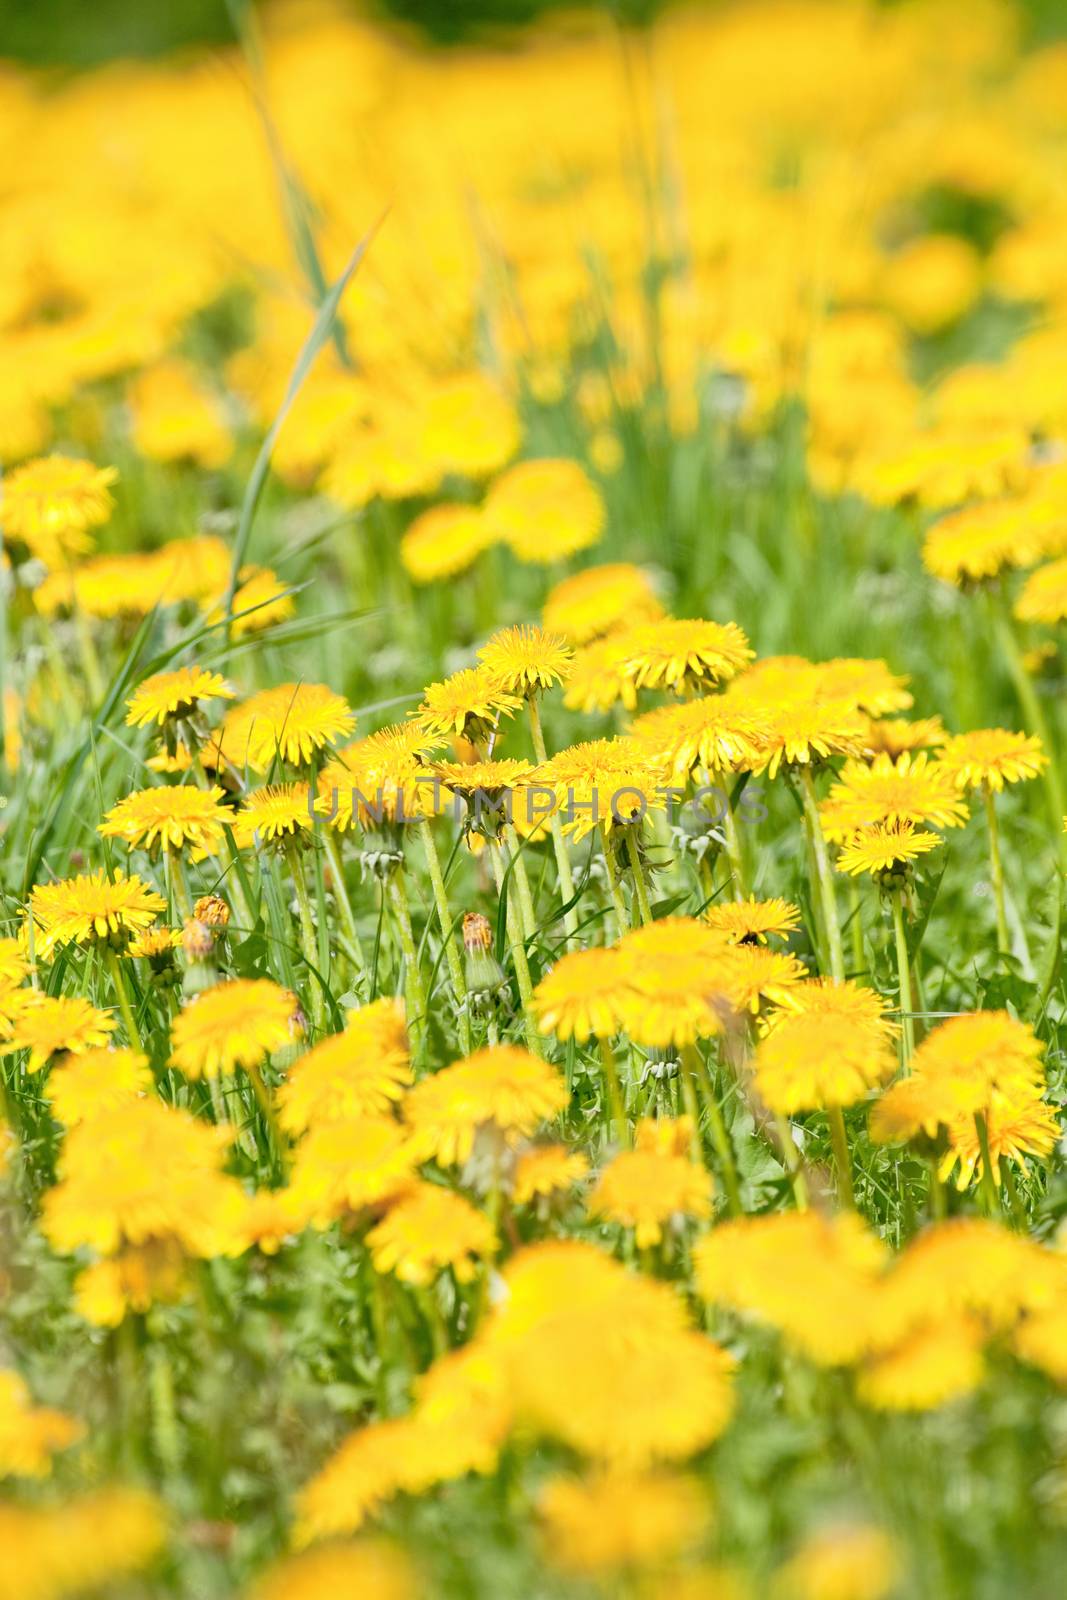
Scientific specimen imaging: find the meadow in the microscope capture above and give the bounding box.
[4,2,1067,1596]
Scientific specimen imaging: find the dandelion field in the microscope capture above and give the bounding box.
[7,3,1067,1597]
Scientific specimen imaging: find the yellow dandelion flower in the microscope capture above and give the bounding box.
[536,736,668,840]
[543,562,663,643]
[873,1218,1063,1346]
[485,457,605,563]
[233,784,313,847]
[590,1124,713,1247]
[513,1144,589,1205]
[836,820,943,877]
[169,978,300,1080]
[41,1098,244,1258]
[695,1211,888,1366]
[613,918,733,1046]
[774,1525,901,1600]
[477,624,573,695]
[618,618,754,694]
[857,1313,986,1413]
[203,565,296,639]
[421,373,520,479]
[1013,1298,1067,1385]
[403,1045,569,1166]
[539,1468,709,1575]
[401,502,494,584]
[773,977,899,1040]
[286,1117,418,1230]
[820,752,969,843]
[2,994,116,1073]
[247,1540,416,1600]
[235,683,355,771]
[47,1047,153,1126]
[366,1182,496,1285]
[937,728,1048,792]
[0,1488,165,1598]
[99,785,230,856]
[809,659,913,716]
[1,455,117,568]
[741,695,867,779]
[318,730,438,830]
[923,497,1044,587]
[0,1370,84,1479]
[24,870,165,955]
[490,1241,735,1467]
[630,695,767,779]
[277,999,411,1133]
[126,927,182,962]
[753,1010,897,1114]
[124,666,234,729]
[715,943,808,1017]
[863,715,947,758]
[533,947,630,1041]
[702,896,801,945]
[413,666,521,743]
[562,634,639,714]
[73,1239,191,1327]
[1015,555,1067,623]
[938,1087,1060,1191]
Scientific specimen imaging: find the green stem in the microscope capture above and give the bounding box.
[974,1111,1001,1216]
[624,826,654,925]
[774,1113,809,1210]
[321,828,367,980]
[490,837,544,1058]
[721,799,748,899]
[417,818,470,1054]
[891,887,915,1066]
[990,591,1066,862]
[503,822,538,947]
[599,822,631,935]
[684,1045,742,1216]
[388,870,428,1050]
[827,1105,855,1209]
[847,879,866,982]
[982,785,1010,954]
[799,766,845,983]
[598,1035,629,1148]
[246,1058,290,1179]
[528,695,579,942]
[286,843,326,1031]
[105,948,143,1050]
[168,849,194,922]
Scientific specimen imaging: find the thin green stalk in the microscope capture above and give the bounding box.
[286,842,325,1031]
[891,886,915,1066]
[683,1045,742,1217]
[105,947,143,1050]
[388,869,428,1050]
[624,826,654,925]
[168,848,194,922]
[799,766,845,983]
[320,828,367,979]
[490,837,544,1058]
[827,1105,855,1209]
[928,1158,947,1220]
[599,822,631,934]
[774,1113,809,1210]
[990,590,1066,860]
[503,822,539,947]
[847,879,865,982]
[974,1111,1001,1217]
[417,818,470,1054]
[527,694,579,941]
[246,1058,290,1179]
[598,1035,629,1148]
[721,799,748,899]
[982,784,1010,954]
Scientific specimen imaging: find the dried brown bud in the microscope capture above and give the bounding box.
[193,895,230,929]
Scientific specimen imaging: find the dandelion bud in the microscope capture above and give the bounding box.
[181,918,214,964]
[193,895,230,930]
[463,912,507,1000]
